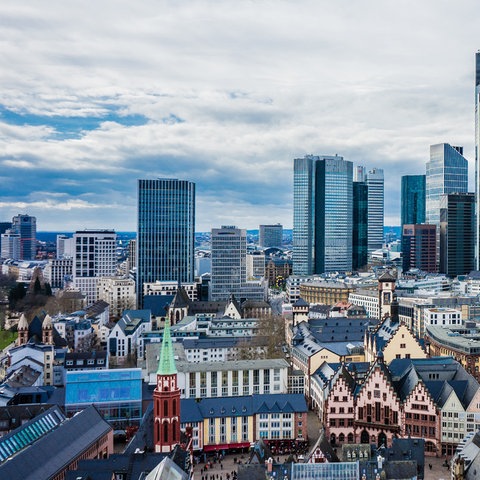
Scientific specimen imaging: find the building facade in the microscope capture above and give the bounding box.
[402,224,437,273]
[72,230,117,304]
[293,155,353,275]
[11,214,37,260]
[352,180,368,270]
[136,178,195,308]
[97,276,136,320]
[259,224,283,248]
[401,175,426,226]
[439,192,475,277]
[210,226,247,300]
[366,168,384,254]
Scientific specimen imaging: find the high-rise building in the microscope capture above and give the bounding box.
[210,225,247,300]
[1,230,20,260]
[56,234,74,259]
[136,179,195,308]
[402,224,437,273]
[352,181,368,271]
[440,193,475,277]
[401,175,426,226]
[293,155,353,275]
[475,51,480,269]
[72,230,117,304]
[11,214,36,260]
[426,144,468,228]
[366,168,384,253]
[259,224,283,248]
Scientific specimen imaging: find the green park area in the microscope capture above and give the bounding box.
[0,330,17,351]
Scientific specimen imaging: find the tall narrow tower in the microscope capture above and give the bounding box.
[475,51,480,269]
[153,318,180,453]
[137,179,195,308]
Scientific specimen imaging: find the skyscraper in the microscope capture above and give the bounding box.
[402,224,437,273]
[401,175,426,226]
[293,155,353,275]
[136,179,195,308]
[72,229,117,304]
[11,214,36,260]
[475,51,480,269]
[210,225,246,300]
[259,224,283,248]
[366,168,384,253]
[426,143,468,228]
[440,193,475,277]
[353,180,368,270]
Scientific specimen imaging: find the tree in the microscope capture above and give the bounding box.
[8,283,26,309]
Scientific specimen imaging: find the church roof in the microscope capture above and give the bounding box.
[170,286,192,309]
[378,270,396,282]
[157,318,177,375]
[17,314,28,330]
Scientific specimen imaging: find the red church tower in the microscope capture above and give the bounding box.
[153,318,181,453]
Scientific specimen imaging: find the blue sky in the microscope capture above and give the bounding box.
[0,0,478,231]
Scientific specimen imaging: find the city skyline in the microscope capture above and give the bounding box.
[0,1,478,231]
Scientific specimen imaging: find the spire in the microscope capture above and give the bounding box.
[157,317,177,375]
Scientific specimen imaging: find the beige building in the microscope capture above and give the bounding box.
[97,276,136,320]
[299,281,354,305]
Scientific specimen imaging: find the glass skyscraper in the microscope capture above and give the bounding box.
[366,168,384,253]
[293,155,353,275]
[401,175,426,226]
[210,225,247,300]
[475,51,480,269]
[426,143,468,228]
[353,181,368,270]
[11,214,36,260]
[136,178,195,308]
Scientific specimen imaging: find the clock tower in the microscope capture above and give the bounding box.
[153,318,181,452]
[378,270,396,319]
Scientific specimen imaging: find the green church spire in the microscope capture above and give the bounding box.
[157,317,177,375]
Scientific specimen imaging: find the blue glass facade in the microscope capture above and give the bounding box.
[293,155,353,275]
[475,52,480,269]
[65,368,143,425]
[137,178,195,307]
[401,175,426,226]
[426,143,468,228]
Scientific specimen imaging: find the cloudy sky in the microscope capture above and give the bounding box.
[0,0,478,232]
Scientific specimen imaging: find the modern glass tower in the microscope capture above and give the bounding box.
[293,155,353,275]
[440,193,475,277]
[210,225,247,300]
[11,214,36,260]
[401,175,426,226]
[366,168,384,253]
[353,181,368,270]
[136,179,195,308]
[426,144,468,228]
[475,51,480,269]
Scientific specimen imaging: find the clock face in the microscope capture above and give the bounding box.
[383,292,391,304]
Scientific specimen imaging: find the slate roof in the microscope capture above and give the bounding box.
[170,286,192,309]
[0,405,112,480]
[144,294,174,316]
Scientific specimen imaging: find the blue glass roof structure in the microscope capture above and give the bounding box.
[65,368,142,405]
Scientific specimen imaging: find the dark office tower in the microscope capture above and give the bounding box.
[259,224,283,248]
[11,214,36,260]
[401,175,426,226]
[352,181,368,271]
[293,155,353,275]
[440,193,475,277]
[136,179,195,308]
[402,224,437,273]
[476,51,480,269]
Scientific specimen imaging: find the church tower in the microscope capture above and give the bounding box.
[42,314,53,345]
[153,318,181,453]
[17,314,29,346]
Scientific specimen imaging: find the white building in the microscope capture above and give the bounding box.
[56,234,74,259]
[43,258,73,289]
[72,230,117,304]
[424,307,462,328]
[246,252,266,279]
[143,280,198,301]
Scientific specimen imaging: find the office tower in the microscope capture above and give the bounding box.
[401,175,426,226]
[137,179,195,308]
[476,51,480,269]
[426,144,468,227]
[353,181,368,270]
[210,225,247,300]
[1,230,20,260]
[293,155,353,275]
[439,193,475,277]
[366,168,384,253]
[402,224,437,273]
[72,230,117,304]
[259,224,283,248]
[353,165,366,182]
[11,214,36,260]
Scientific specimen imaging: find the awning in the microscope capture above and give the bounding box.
[203,442,251,452]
